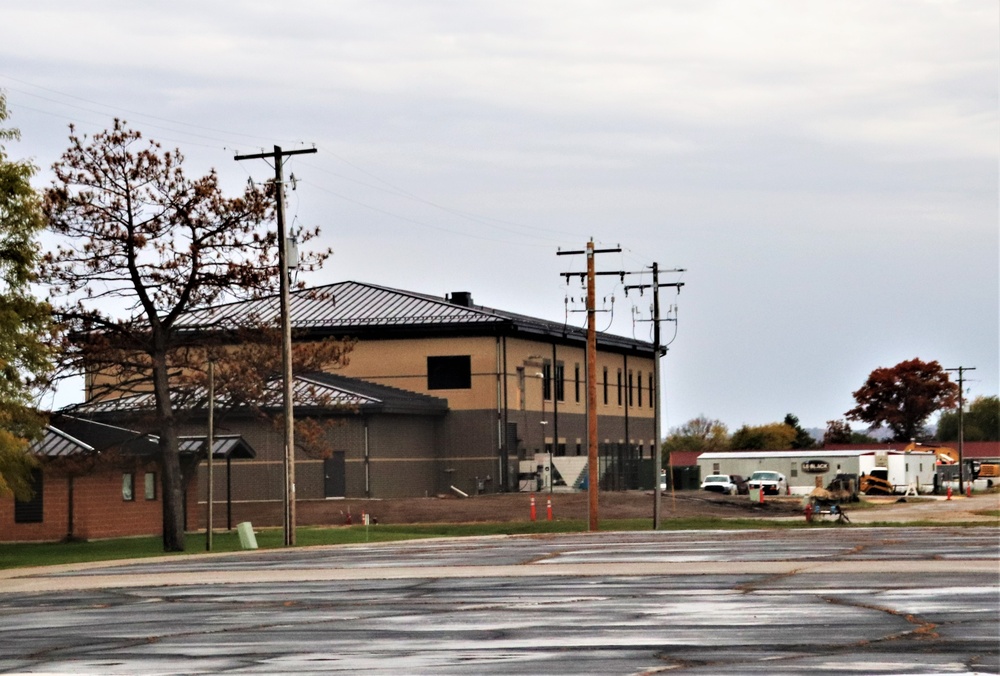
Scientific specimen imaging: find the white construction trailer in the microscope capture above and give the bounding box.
[698,449,938,495]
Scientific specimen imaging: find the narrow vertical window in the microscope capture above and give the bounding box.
[554,361,565,402]
[541,360,552,400]
[144,472,157,500]
[616,369,623,406]
[14,469,43,523]
[628,370,634,407]
[602,367,609,405]
[574,364,581,403]
[122,473,135,501]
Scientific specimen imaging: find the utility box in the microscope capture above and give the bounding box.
[237,521,258,550]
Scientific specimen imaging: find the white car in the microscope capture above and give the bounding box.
[700,474,738,495]
[747,470,788,496]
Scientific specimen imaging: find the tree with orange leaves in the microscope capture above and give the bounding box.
[845,358,958,442]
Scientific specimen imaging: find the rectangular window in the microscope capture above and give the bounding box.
[144,472,157,500]
[617,369,623,406]
[554,361,565,402]
[602,367,609,405]
[713,463,720,474]
[628,370,634,407]
[574,364,581,403]
[122,473,135,501]
[637,371,642,407]
[427,355,472,390]
[14,469,43,524]
[648,373,655,408]
[541,360,552,400]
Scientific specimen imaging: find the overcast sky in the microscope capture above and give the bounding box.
[2,0,997,435]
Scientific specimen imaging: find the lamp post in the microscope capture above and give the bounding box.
[535,372,550,492]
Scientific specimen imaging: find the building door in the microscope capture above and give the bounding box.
[324,452,346,498]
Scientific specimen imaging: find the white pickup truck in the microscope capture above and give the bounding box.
[747,470,787,496]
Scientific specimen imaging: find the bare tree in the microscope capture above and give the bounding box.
[41,120,334,551]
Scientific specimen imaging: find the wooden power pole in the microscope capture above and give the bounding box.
[558,239,621,531]
[235,145,316,547]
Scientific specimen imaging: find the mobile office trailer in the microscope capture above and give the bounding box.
[857,450,937,494]
[698,449,938,495]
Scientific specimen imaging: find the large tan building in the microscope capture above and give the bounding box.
[74,281,659,520]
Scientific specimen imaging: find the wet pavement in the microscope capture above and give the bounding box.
[0,527,997,674]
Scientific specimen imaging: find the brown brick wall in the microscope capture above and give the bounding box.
[1,465,198,543]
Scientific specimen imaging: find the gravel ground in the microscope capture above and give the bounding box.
[293,489,1000,527]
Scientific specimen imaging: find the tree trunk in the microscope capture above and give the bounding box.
[152,348,186,552]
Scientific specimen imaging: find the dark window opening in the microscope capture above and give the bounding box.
[542,360,552,400]
[14,469,43,523]
[602,367,609,405]
[554,362,565,402]
[617,369,623,406]
[427,355,472,390]
[574,364,581,403]
[628,370,634,407]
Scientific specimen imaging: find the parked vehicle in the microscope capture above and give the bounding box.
[700,474,738,495]
[729,474,749,495]
[747,470,787,496]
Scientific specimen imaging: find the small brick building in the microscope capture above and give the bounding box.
[0,417,252,543]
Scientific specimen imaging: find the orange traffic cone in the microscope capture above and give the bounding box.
[546,496,553,521]
[530,494,537,521]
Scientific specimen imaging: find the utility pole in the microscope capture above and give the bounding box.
[558,239,621,532]
[624,263,684,529]
[946,366,975,494]
[206,360,214,552]
[235,145,316,547]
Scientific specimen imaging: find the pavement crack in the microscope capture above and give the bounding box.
[823,595,940,641]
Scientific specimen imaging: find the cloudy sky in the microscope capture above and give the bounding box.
[2,1,997,435]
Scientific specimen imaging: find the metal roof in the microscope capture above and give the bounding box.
[64,372,448,418]
[698,449,937,460]
[173,281,654,354]
[29,426,94,458]
[46,415,157,454]
[178,435,257,459]
[176,281,505,331]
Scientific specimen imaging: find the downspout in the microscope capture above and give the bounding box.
[499,336,509,492]
[364,418,371,498]
[623,353,629,491]
[552,343,559,461]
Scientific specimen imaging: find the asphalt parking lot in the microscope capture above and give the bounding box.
[0,527,997,675]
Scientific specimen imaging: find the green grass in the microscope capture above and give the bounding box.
[1,515,992,571]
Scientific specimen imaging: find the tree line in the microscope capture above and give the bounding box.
[664,359,998,454]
